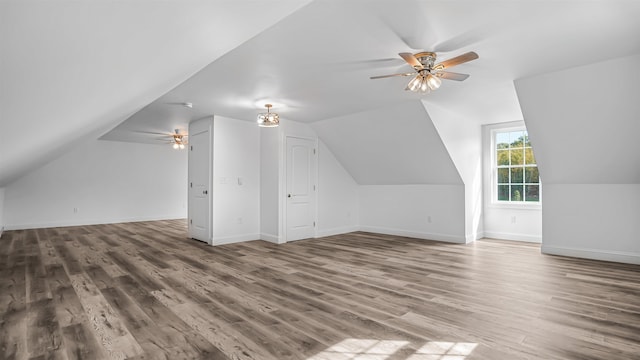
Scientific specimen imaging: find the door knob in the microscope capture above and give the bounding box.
[203,190,208,195]
[287,194,291,198]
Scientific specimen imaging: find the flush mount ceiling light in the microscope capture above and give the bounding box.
[257,104,279,127]
[370,51,478,94]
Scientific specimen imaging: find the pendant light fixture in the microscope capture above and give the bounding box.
[257,104,279,127]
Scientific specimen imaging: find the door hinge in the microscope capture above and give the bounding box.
[190,145,193,151]
[313,148,316,155]
[190,182,193,188]
[190,219,192,224]
[313,185,316,191]
[313,221,316,227]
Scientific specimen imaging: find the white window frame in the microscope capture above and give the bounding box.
[490,126,541,209]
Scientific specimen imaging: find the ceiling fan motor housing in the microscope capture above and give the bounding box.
[414,52,437,70]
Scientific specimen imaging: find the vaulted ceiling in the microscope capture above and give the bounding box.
[2,0,640,187]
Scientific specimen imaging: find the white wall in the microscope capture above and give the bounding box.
[359,184,466,243]
[4,139,187,229]
[481,121,542,243]
[213,116,260,245]
[426,102,484,242]
[260,127,280,242]
[515,54,640,264]
[312,101,462,185]
[542,185,640,264]
[317,140,359,237]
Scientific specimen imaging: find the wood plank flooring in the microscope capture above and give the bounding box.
[1,220,639,359]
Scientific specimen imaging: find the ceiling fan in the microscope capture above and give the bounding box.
[370,51,478,94]
[137,129,188,149]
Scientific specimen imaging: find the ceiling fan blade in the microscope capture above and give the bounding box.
[133,130,173,136]
[434,71,470,81]
[399,52,423,70]
[433,51,479,70]
[370,72,415,80]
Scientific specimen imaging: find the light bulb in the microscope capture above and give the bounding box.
[420,78,427,92]
[427,74,442,90]
[407,75,421,91]
[173,143,179,149]
[179,144,185,149]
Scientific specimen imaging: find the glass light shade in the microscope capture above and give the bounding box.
[179,143,185,149]
[257,112,279,127]
[407,75,422,91]
[420,77,429,93]
[427,74,442,90]
[173,143,179,149]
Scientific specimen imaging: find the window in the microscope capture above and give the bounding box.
[494,129,540,203]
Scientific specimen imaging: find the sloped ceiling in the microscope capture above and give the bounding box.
[0,0,310,186]
[515,54,640,184]
[312,101,462,185]
[3,1,640,187]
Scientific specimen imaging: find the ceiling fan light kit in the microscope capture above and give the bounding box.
[172,132,187,150]
[371,51,478,94]
[257,103,279,127]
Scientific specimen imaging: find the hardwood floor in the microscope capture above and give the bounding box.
[1,220,639,360]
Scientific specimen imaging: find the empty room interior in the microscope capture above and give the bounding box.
[1,1,639,359]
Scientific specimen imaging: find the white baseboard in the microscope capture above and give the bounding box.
[483,231,541,243]
[359,225,466,244]
[4,215,187,231]
[316,225,359,238]
[542,244,640,265]
[260,233,280,244]
[213,233,261,246]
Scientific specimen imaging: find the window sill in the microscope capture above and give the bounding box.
[488,202,542,210]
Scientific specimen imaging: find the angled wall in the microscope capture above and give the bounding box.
[515,53,640,264]
[313,101,466,242]
[425,102,484,242]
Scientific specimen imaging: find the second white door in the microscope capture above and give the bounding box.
[285,136,316,241]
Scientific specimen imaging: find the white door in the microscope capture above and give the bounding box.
[188,119,212,243]
[285,136,316,241]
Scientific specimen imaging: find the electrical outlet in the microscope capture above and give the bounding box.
[73,207,79,214]
[427,215,432,223]
[237,217,243,224]
[511,216,517,224]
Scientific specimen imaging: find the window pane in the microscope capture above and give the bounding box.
[525,167,539,183]
[525,148,536,165]
[510,149,523,165]
[510,131,524,148]
[524,132,532,147]
[511,185,524,201]
[511,167,523,183]
[497,168,509,183]
[496,132,509,149]
[497,185,509,201]
[525,185,540,202]
[497,150,509,166]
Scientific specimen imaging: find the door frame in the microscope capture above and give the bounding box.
[188,117,214,244]
[281,135,318,243]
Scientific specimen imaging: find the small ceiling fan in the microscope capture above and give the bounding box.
[137,129,188,149]
[370,51,478,94]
